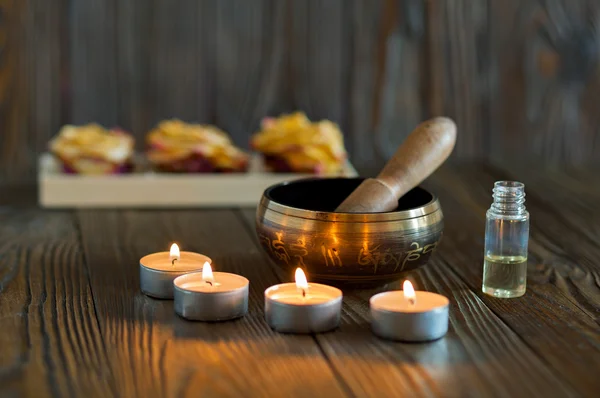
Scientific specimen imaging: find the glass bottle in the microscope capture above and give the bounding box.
[482,181,530,298]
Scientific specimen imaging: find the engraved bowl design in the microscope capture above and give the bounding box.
[255,178,444,287]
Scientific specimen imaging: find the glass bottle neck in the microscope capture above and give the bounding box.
[489,181,527,216]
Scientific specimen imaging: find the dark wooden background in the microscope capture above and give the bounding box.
[1,0,599,183]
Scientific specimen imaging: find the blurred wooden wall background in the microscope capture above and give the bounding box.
[1,0,599,182]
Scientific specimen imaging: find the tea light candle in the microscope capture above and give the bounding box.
[265,268,342,334]
[140,243,210,299]
[173,263,249,321]
[370,280,449,342]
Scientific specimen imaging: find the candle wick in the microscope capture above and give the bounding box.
[408,297,415,306]
[302,289,306,298]
[205,281,213,286]
[172,258,178,265]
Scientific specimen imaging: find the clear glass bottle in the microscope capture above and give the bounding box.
[482,181,530,298]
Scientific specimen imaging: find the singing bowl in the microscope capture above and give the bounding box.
[255,178,444,287]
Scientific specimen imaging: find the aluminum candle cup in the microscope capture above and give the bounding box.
[173,264,249,322]
[370,281,449,342]
[140,244,210,299]
[265,268,342,334]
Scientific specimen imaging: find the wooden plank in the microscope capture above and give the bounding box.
[70,0,119,128]
[213,0,286,145]
[0,0,65,182]
[288,0,350,127]
[426,0,490,159]
[115,0,153,137]
[425,163,600,394]
[0,206,113,397]
[69,0,287,149]
[76,209,349,397]
[238,208,576,397]
[365,0,429,170]
[487,162,600,321]
[426,0,600,165]
[82,0,215,141]
[488,0,600,165]
[5,0,600,187]
[346,0,383,170]
[287,0,430,173]
[150,0,200,126]
[0,0,27,181]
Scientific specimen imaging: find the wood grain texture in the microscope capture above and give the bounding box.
[346,0,385,170]
[0,208,113,397]
[70,0,119,127]
[152,0,201,125]
[0,0,64,182]
[1,166,600,396]
[76,209,348,398]
[288,0,350,129]
[489,0,600,164]
[238,208,576,397]
[369,0,428,167]
[2,0,600,181]
[426,0,490,158]
[214,0,286,146]
[116,0,153,136]
[426,164,600,395]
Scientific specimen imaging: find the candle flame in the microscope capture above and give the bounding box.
[202,262,214,282]
[169,243,180,259]
[295,268,308,290]
[403,280,416,305]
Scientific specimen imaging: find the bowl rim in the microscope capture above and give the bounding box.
[259,177,441,222]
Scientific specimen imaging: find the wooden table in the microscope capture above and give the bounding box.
[1,163,599,397]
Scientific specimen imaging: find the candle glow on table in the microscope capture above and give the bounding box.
[264,268,342,334]
[370,280,449,342]
[173,263,249,321]
[139,243,210,299]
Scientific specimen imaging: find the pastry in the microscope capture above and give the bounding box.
[49,123,135,174]
[146,119,249,173]
[251,112,348,174]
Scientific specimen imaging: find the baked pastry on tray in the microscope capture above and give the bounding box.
[49,124,135,174]
[251,112,348,175]
[146,119,249,173]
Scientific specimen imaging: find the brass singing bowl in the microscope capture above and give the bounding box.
[255,178,444,287]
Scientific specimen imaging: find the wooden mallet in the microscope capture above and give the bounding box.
[336,117,457,213]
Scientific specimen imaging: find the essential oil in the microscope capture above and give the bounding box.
[482,181,530,298]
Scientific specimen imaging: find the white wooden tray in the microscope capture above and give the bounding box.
[38,153,358,208]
